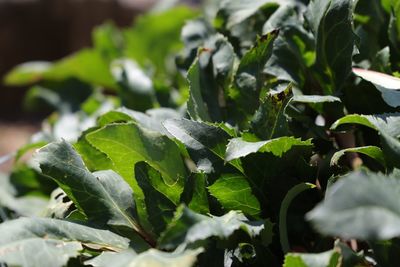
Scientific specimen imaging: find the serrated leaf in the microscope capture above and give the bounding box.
[331,146,385,167]
[208,174,260,216]
[353,68,400,108]
[225,136,312,162]
[86,248,203,267]
[36,141,143,236]
[307,171,400,240]
[306,0,355,93]
[230,31,279,117]
[283,249,341,267]
[159,205,264,250]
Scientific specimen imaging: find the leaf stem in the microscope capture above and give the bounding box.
[279,183,316,253]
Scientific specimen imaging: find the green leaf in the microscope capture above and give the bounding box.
[250,84,292,139]
[283,249,341,267]
[181,172,210,214]
[86,122,186,203]
[159,205,264,250]
[353,68,400,108]
[163,118,234,173]
[208,174,261,216]
[36,141,145,238]
[330,146,385,167]
[229,31,279,117]
[86,248,203,267]
[3,61,51,86]
[306,0,355,93]
[225,136,313,161]
[307,171,400,240]
[0,217,129,250]
[44,49,117,89]
[0,239,82,267]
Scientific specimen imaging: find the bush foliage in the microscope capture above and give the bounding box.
[2,0,400,266]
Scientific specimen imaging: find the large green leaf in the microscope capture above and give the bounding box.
[86,122,186,202]
[229,31,279,117]
[283,249,341,267]
[159,205,264,250]
[36,141,148,241]
[225,136,313,161]
[307,171,400,240]
[3,61,51,86]
[0,217,129,250]
[208,174,260,217]
[86,248,203,267]
[181,172,210,214]
[306,0,355,93]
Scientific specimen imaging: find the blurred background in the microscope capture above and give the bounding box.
[0,0,199,170]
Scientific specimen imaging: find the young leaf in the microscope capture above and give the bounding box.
[307,171,400,240]
[208,174,261,217]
